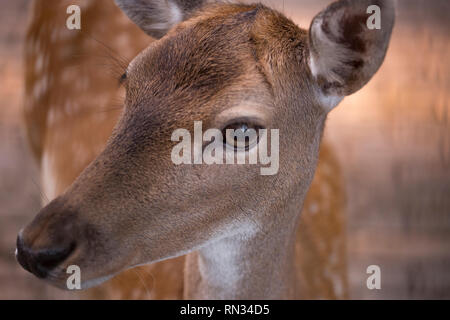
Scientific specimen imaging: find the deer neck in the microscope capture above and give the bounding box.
[184,198,302,299]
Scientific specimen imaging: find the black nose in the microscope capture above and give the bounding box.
[16,233,76,278]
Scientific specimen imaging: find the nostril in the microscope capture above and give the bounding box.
[16,234,76,278]
[38,242,76,270]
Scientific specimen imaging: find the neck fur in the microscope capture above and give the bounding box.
[184,201,302,299]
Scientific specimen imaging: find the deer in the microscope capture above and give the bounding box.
[17,0,394,299]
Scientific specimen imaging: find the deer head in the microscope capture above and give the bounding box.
[17,0,394,297]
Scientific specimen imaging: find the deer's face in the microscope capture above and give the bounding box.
[17,0,394,289]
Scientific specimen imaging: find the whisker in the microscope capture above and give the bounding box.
[86,33,130,78]
[29,176,49,204]
[132,268,155,300]
[65,32,131,83]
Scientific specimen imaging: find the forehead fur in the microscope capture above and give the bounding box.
[115,3,308,155]
[126,3,307,103]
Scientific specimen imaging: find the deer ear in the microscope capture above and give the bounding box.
[308,0,395,110]
[114,0,210,39]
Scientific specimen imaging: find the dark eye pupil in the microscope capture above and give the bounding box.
[119,72,127,85]
[234,125,248,139]
[223,123,262,151]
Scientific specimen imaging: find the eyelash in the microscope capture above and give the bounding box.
[200,122,264,152]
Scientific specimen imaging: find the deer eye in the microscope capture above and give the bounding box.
[222,122,263,151]
[118,72,127,86]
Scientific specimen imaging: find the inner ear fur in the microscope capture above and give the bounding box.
[114,0,212,39]
[308,0,395,97]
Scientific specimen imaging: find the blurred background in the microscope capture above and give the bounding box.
[0,0,449,299]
